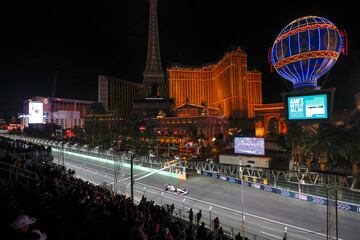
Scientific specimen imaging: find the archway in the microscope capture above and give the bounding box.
[267,117,279,137]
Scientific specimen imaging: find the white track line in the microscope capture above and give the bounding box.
[260,231,283,239]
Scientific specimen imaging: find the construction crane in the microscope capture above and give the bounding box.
[51,69,65,166]
[50,69,62,141]
[50,70,57,126]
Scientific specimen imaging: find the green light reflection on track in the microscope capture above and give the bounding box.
[52,148,181,179]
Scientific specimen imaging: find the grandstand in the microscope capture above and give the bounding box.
[0,136,254,240]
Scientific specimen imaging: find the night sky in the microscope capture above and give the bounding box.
[0,1,359,120]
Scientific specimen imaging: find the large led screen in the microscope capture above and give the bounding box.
[287,94,328,120]
[29,102,43,124]
[234,137,265,156]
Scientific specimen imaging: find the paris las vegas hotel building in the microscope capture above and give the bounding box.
[150,47,269,142]
[168,47,262,118]
[98,48,285,141]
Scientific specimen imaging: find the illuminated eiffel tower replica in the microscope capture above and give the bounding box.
[132,0,174,117]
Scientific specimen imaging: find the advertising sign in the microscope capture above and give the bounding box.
[288,94,328,120]
[29,102,44,124]
[234,137,265,156]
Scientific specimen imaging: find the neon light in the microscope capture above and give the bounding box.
[52,148,184,179]
[274,50,339,70]
[274,23,337,44]
[273,31,295,80]
[285,22,299,84]
[308,18,321,82]
[305,17,311,81]
[297,20,305,82]
[270,16,342,89]
[280,32,297,82]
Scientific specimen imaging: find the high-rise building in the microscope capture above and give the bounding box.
[167,48,262,118]
[98,75,142,115]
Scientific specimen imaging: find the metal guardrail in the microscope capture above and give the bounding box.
[186,161,360,205]
[5,134,360,205]
[0,162,40,188]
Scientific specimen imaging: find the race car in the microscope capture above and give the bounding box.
[164,184,188,195]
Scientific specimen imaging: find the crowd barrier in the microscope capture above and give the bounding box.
[202,170,360,213]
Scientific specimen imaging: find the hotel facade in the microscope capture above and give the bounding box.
[167,48,262,118]
[98,75,142,116]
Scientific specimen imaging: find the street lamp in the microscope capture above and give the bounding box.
[61,141,65,167]
[209,206,212,228]
[241,172,245,235]
[130,149,134,202]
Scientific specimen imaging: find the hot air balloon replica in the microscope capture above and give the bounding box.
[270,16,348,121]
[270,16,345,90]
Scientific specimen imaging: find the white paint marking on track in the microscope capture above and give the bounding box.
[65,156,116,172]
[107,173,147,184]
[65,156,152,181]
[261,225,284,233]
[289,234,312,240]
[260,231,283,240]
[65,161,146,185]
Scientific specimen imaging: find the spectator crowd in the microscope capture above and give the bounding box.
[0,137,249,240]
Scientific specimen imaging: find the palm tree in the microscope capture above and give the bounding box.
[301,123,347,172]
[284,122,305,170]
[346,111,360,177]
[344,137,360,177]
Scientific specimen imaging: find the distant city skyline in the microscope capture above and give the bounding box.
[0,1,359,120]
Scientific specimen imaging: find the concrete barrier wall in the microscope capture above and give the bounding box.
[202,170,360,213]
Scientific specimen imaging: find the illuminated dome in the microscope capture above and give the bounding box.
[270,16,343,89]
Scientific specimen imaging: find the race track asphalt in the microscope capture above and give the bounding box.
[55,151,360,240]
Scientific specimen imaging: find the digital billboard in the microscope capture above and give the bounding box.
[287,94,328,120]
[29,102,44,124]
[234,137,265,156]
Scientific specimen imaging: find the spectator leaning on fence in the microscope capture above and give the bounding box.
[188,208,193,224]
[213,217,219,230]
[196,210,202,225]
